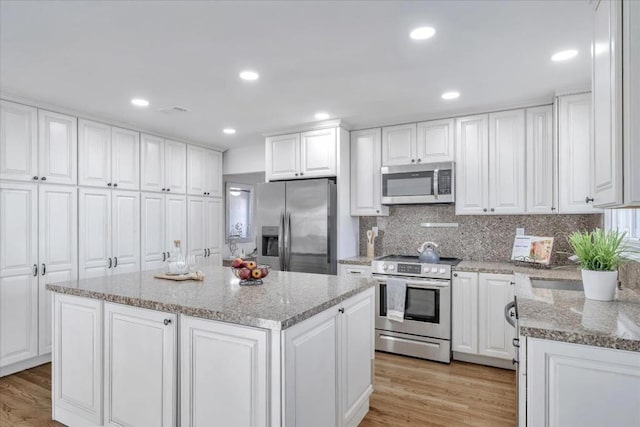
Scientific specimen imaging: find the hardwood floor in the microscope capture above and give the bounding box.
[0,352,515,427]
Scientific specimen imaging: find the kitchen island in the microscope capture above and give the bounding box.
[46,266,375,427]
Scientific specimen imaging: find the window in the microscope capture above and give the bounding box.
[226,182,254,243]
[604,208,640,259]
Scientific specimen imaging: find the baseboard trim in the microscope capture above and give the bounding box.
[0,353,51,377]
[54,405,100,427]
[453,352,515,370]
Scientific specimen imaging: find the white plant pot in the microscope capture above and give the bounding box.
[581,269,618,301]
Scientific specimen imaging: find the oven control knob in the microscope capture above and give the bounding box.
[431,267,438,273]
[388,265,395,270]
[439,268,446,274]
[381,264,388,271]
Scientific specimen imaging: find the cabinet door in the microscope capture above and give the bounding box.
[558,94,601,213]
[79,119,112,188]
[205,149,223,197]
[416,118,454,162]
[381,123,416,166]
[38,110,77,185]
[111,191,140,275]
[592,0,623,207]
[79,188,112,279]
[284,306,339,427]
[187,196,206,257]
[300,128,337,178]
[455,115,489,215]
[0,100,37,181]
[623,0,640,205]
[488,109,526,214]
[452,271,478,354]
[165,140,186,194]
[38,185,78,355]
[141,134,165,192]
[526,106,555,213]
[0,183,38,367]
[340,290,374,426]
[350,129,388,216]
[478,273,515,360]
[527,338,640,427]
[265,133,299,181]
[141,193,166,271]
[52,294,103,425]
[111,127,140,190]
[205,198,223,253]
[165,194,187,259]
[180,316,268,427]
[187,145,207,195]
[104,303,176,427]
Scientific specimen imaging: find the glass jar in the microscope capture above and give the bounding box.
[166,240,187,275]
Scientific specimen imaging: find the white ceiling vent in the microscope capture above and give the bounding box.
[156,106,191,114]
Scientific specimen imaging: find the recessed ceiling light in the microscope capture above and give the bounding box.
[315,112,330,120]
[551,49,578,62]
[223,128,236,135]
[410,26,436,40]
[441,91,460,100]
[239,70,259,81]
[131,98,149,107]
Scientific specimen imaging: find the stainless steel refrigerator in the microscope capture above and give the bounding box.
[256,178,337,275]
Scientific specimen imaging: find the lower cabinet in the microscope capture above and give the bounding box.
[527,338,640,427]
[452,271,515,365]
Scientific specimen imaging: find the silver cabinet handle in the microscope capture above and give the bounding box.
[108,257,112,268]
[33,264,38,276]
[114,257,118,268]
[42,263,46,275]
[585,197,594,203]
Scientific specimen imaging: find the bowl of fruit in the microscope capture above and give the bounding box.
[230,258,270,286]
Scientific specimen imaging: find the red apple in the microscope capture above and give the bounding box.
[259,268,269,278]
[251,269,263,279]
[245,261,257,270]
[238,268,252,280]
[231,258,244,268]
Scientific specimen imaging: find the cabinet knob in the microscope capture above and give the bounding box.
[113,183,118,187]
[338,308,345,314]
[417,158,422,163]
[163,319,172,326]
[162,188,166,192]
[33,176,39,180]
[483,208,488,212]
[376,210,380,213]
[295,173,299,177]
[551,207,556,211]
[166,188,170,192]
[453,273,458,277]
[411,159,416,163]
[40,176,47,181]
[107,183,112,187]
[512,358,519,366]
[300,172,304,176]
[490,208,495,212]
[585,197,594,203]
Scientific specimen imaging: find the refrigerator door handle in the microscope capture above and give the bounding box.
[278,211,285,270]
[285,212,292,271]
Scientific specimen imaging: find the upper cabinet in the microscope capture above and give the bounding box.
[455,115,489,215]
[142,134,189,194]
[592,0,640,207]
[381,120,454,167]
[350,128,388,216]
[265,129,336,181]
[557,94,601,214]
[38,110,77,185]
[79,119,140,190]
[526,106,555,213]
[381,124,416,166]
[186,145,221,197]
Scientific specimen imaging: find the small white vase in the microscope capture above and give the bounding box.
[581,269,618,301]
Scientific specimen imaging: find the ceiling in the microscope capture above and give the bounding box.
[0,0,592,150]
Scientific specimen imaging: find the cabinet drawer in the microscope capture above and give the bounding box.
[339,265,371,277]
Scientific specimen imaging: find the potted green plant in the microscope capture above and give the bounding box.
[567,228,627,301]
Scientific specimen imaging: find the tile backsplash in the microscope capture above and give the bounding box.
[359,205,603,266]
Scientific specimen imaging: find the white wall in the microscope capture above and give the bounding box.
[223,142,266,175]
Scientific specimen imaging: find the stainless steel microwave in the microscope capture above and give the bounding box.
[381,162,455,205]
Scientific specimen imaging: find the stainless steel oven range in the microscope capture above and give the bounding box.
[372,255,460,363]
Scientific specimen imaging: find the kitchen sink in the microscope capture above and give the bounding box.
[530,279,584,291]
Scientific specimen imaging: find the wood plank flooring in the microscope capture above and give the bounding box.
[0,352,515,427]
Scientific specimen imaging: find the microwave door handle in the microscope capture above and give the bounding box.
[433,169,439,199]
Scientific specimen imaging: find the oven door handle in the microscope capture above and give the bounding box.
[374,277,450,289]
[379,334,441,348]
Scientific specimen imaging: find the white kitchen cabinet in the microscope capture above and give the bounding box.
[187,196,206,257]
[38,110,77,185]
[455,115,489,215]
[79,188,140,278]
[381,123,417,166]
[38,185,77,355]
[265,133,300,181]
[622,0,640,206]
[526,105,555,213]
[141,192,188,271]
[111,127,140,190]
[205,148,223,197]
[188,196,222,263]
[452,271,479,354]
[180,316,268,427]
[488,110,526,214]
[478,273,515,360]
[0,183,38,368]
[300,128,337,178]
[266,130,337,181]
[416,118,455,162]
[104,303,176,427]
[205,198,223,255]
[165,140,187,194]
[187,144,221,196]
[79,119,112,188]
[165,194,188,258]
[52,293,103,426]
[350,128,388,216]
[143,135,188,194]
[0,100,37,182]
[557,93,601,213]
[527,338,640,427]
[141,133,165,192]
[338,264,371,278]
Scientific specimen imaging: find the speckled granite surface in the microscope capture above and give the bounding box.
[46,266,373,330]
[514,274,640,352]
[338,256,374,266]
[454,261,583,281]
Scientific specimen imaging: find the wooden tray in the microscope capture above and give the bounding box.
[153,272,204,281]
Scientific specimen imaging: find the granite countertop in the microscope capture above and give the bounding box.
[338,256,374,266]
[514,274,640,352]
[46,266,373,330]
[454,260,582,281]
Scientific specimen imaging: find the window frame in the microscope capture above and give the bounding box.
[604,209,640,261]
[225,181,254,244]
